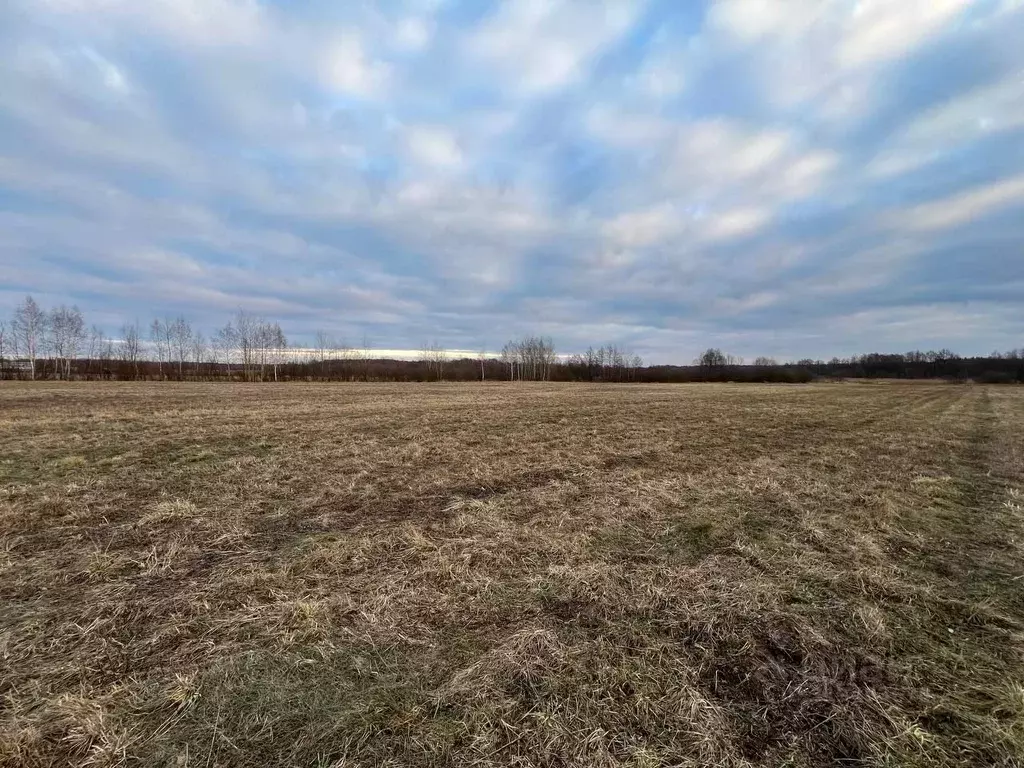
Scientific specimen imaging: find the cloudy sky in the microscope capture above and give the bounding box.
[2,0,1023,363]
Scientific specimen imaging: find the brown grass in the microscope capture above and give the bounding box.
[1,381,1022,767]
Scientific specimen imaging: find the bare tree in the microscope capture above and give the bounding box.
[361,334,371,381]
[583,346,599,381]
[235,311,259,381]
[753,356,778,367]
[500,336,557,381]
[218,310,266,381]
[629,354,643,381]
[0,320,6,377]
[120,321,141,378]
[169,316,193,379]
[254,320,272,380]
[49,305,86,380]
[315,330,331,375]
[150,318,171,377]
[339,338,355,379]
[420,342,447,381]
[86,325,106,374]
[98,332,114,370]
[213,324,236,373]
[12,295,47,380]
[266,322,287,381]
[191,332,207,377]
[501,341,517,381]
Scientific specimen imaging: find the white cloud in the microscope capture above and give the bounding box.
[701,206,771,241]
[602,204,681,248]
[586,107,671,147]
[466,0,640,94]
[586,111,837,251]
[322,35,390,96]
[897,174,1024,231]
[868,73,1024,178]
[828,303,1019,347]
[589,112,814,196]
[38,0,267,48]
[707,0,818,41]
[704,0,975,121]
[81,47,129,92]
[723,129,791,177]
[404,126,464,169]
[840,0,970,68]
[663,120,836,204]
[778,151,841,197]
[635,59,686,99]
[394,17,432,51]
[711,290,780,314]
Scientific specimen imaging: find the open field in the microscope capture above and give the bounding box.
[1,381,1023,767]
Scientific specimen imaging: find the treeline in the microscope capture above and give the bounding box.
[1,296,1021,383]
[0,297,290,382]
[790,350,1024,384]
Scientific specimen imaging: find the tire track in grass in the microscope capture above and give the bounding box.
[882,387,1024,764]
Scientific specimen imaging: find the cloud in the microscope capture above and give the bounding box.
[897,174,1024,231]
[466,0,640,94]
[702,207,772,241]
[404,126,464,170]
[838,0,970,68]
[36,0,268,48]
[867,72,1024,178]
[1,0,1023,363]
[707,0,810,41]
[321,34,391,96]
[394,17,432,51]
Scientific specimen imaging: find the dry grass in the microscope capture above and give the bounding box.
[1,381,1022,767]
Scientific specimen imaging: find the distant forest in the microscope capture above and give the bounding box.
[2,295,1022,384]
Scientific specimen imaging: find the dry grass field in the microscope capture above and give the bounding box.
[1,381,1023,767]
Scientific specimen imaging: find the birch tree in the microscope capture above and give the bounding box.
[150,319,170,376]
[49,305,85,380]
[315,330,330,375]
[500,336,556,381]
[12,295,46,380]
[274,323,287,381]
[263,322,286,381]
[169,316,193,378]
[501,341,517,381]
[239,311,260,381]
[218,311,261,380]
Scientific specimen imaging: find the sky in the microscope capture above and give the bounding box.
[1,0,1023,364]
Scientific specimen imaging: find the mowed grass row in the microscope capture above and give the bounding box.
[1,382,1022,767]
